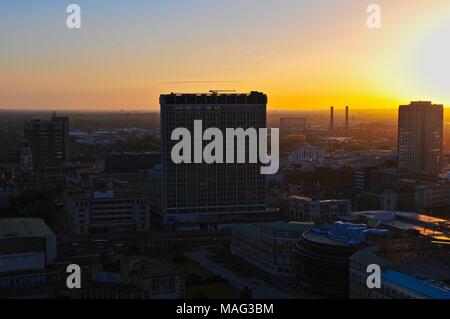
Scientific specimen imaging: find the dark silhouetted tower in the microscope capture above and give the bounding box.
[24,116,69,169]
[330,106,334,130]
[398,101,443,175]
[160,91,276,231]
[345,106,349,130]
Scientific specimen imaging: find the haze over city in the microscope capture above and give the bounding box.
[1,0,450,111]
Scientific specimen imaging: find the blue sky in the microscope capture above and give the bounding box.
[1,1,450,110]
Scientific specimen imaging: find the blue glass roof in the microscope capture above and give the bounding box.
[382,270,450,299]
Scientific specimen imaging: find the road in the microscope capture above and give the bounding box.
[186,249,291,299]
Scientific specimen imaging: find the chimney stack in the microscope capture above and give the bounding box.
[330,106,334,130]
[345,106,349,129]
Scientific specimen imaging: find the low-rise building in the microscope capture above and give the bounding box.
[0,218,57,273]
[293,221,385,298]
[288,146,325,165]
[66,256,185,299]
[231,221,312,278]
[288,195,351,222]
[66,184,151,234]
[0,218,59,298]
[350,244,450,299]
[347,210,450,299]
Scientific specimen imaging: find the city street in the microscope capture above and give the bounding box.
[186,249,291,299]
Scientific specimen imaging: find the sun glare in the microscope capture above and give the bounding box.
[412,16,450,104]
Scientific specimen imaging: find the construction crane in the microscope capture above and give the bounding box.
[209,90,236,94]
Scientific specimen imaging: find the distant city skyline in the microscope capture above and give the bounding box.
[1,0,450,110]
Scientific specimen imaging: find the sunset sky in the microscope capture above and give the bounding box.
[1,0,450,111]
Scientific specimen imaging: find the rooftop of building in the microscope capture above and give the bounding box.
[0,218,54,239]
[232,223,259,237]
[400,101,443,107]
[67,189,149,201]
[353,211,450,242]
[382,270,450,299]
[349,245,396,268]
[233,221,313,236]
[260,221,313,233]
[137,258,181,278]
[161,91,265,97]
[303,221,389,247]
[24,117,68,129]
[350,239,450,297]
[160,91,267,105]
[289,195,350,203]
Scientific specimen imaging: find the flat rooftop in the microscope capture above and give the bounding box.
[303,229,352,247]
[354,211,450,242]
[350,242,450,297]
[289,195,349,203]
[160,91,267,105]
[382,270,450,299]
[139,258,181,278]
[0,218,54,239]
[302,221,386,247]
[260,221,313,233]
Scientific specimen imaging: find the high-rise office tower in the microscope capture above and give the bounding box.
[160,91,277,231]
[398,101,443,174]
[24,116,70,169]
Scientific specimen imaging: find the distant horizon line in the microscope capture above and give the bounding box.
[2,106,448,113]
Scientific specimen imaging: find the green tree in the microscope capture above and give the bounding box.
[21,200,58,227]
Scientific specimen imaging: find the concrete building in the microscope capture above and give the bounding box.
[280,118,307,137]
[24,116,70,169]
[20,142,33,174]
[0,218,57,273]
[67,256,185,299]
[348,210,450,299]
[160,91,277,231]
[352,210,450,244]
[350,244,450,299]
[398,101,443,175]
[105,152,161,174]
[288,195,351,222]
[354,165,379,191]
[359,178,450,215]
[66,186,151,234]
[0,186,16,209]
[288,146,325,165]
[293,221,386,298]
[231,222,312,279]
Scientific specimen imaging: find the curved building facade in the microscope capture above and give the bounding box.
[294,223,367,298]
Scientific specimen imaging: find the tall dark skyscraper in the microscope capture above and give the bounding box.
[160,91,277,231]
[24,116,70,169]
[398,101,443,174]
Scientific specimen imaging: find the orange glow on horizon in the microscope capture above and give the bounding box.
[1,1,450,111]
